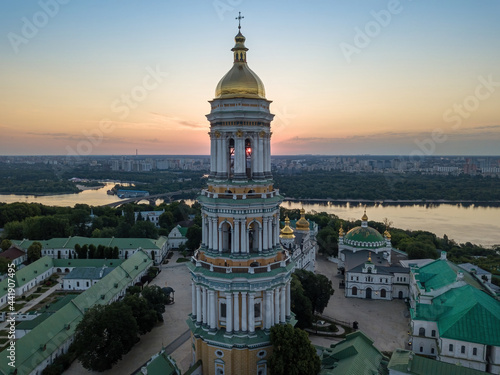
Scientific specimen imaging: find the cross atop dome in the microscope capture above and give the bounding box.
[235,11,244,30]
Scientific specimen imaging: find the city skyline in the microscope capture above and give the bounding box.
[1,0,500,156]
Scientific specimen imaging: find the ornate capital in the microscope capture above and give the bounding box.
[236,129,243,137]
[215,131,221,138]
[259,130,266,138]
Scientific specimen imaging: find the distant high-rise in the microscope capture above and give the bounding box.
[187,20,294,375]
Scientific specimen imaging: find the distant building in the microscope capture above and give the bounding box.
[168,225,188,249]
[134,210,165,227]
[0,245,27,267]
[345,255,410,300]
[279,209,317,272]
[62,266,115,291]
[319,331,389,375]
[409,252,500,373]
[388,349,489,375]
[13,236,169,265]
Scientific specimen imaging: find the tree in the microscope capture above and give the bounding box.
[290,274,313,329]
[158,210,176,232]
[4,221,24,240]
[185,225,202,251]
[0,239,12,251]
[129,221,159,239]
[122,294,158,334]
[0,258,10,274]
[294,269,334,314]
[73,303,139,372]
[269,324,320,375]
[27,241,42,262]
[316,226,338,256]
[142,285,169,321]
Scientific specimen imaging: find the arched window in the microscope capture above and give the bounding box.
[380,289,386,298]
[352,286,358,296]
[419,327,425,337]
[228,138,235,179]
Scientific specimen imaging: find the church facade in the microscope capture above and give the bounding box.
[186,22,294,375]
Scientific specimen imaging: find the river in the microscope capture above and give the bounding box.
[0,184,498,247]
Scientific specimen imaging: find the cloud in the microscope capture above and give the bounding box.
[149,112,206,129]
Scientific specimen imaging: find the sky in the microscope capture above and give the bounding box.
[1,0,499,156]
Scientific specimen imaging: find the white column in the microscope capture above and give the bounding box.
[262,218,268,251]
[196,285,202,324]
[234,219,240,253]
[266,136,272,176]
[218,225,223,253]
[258,136,264,176]
[208,217,213,251]
[191,282,196,317]
[234,136,245,178]
[258,225,263,252]
[274,288,280,326]
[280,286,286,323]
[226,292,233,333]
[221,137,228,178]
[267,218,273,249]
[202,287,207,326]
[212,218,218,251]
[201,215,206,246]
[209,290,216,330]
[274,213,280,246]
[265,290,272,330]
[210,136,216,177]
[233,292,240,332]
[248,293,255,333]
[240,220,247,254]
[286,280,291,319]
[241,292,247,332]
[216,137,223,177]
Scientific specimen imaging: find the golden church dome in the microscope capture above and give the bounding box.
[280,216,295,239]
[214,31,266,99]
[295,208,310,231]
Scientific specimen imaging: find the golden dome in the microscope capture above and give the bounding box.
[296,208,310,231]
[384,230,391,239]
[339,226,345,236]
[361,210,368,222]
[214,31,266,99]
[280,216,295,239]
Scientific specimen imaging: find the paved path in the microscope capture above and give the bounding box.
[0,280,61,331]
[66,252,193,375]
[315,254,410,352]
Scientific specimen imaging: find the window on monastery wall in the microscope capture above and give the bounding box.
[420,346,423,353]
[431,348,435,354]
[419,327,425,336]
[431,330,436,337]
[352,287,358,296]
[254,303,261,318]
[473,348,477,356]
[449,344,453,352]
[461,346,466,354]
[220,303,227,318]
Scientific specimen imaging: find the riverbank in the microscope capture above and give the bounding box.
[283,198,500,206]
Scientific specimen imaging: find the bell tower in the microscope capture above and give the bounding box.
[187,17,295,375]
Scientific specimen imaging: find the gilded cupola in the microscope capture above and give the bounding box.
[214,25,266,100]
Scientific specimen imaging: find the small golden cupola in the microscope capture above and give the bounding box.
[214,15,266,100]
[295,208,310,231]
[280,216,295,240]
[384,229,391,239]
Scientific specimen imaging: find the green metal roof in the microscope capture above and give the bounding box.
[415,259,483,293]
[13,236,167,251]
[414,284,500,345]
[344,226,385,246]
[319,331,388,375]
[388,349,488,375]
[0,250,153,375]
[53,258,124,268]
[13,256,53,288]
[139,350,181,375]
[178,227,188,236]
[63,267,114,280]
